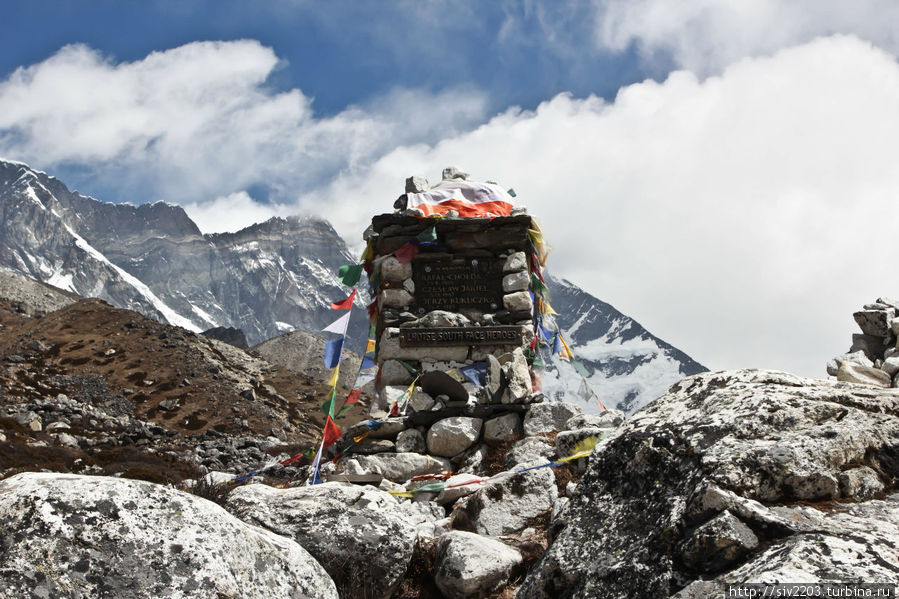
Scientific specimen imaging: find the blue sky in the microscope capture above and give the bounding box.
[2,1,899,378]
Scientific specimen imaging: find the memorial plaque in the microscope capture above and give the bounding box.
[412,256,504,313]
[399,326,523,347]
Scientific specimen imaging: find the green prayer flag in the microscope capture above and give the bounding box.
[572,359,590,378]
[530,273,548,296]
[533,353,546,369]
[416,225,437,242]
[397,359,419,375]
[320,388,337,417]
[507,188,517,197]
[336,403,354,418]
[413,482,447,493]
[337,263,363,287]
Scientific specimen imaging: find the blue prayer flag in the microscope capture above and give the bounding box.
[324,337,344,369]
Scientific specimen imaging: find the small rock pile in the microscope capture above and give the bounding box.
[827,296,899,387]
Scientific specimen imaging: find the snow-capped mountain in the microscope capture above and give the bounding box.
[541,277,707,414]
[0,159,366,347]
[0,159,706,412]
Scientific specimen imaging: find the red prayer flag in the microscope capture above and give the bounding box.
[322,415,341,450]
[394,242,419,264]
[344,389,361,405]
[330,288,357,310]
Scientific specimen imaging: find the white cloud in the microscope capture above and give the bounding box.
[595,0,899,74]
[0,40,488,214]
[317,35,899,378]
[182,191,291,234]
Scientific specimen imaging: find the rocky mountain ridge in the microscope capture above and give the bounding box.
[0,159,366,346]
[0,158,706,413]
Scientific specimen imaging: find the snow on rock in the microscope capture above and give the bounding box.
[0,472,338,599]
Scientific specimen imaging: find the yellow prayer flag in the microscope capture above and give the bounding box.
[560,335,575,359]
[444,368,465,383]
[360,241,374,261]
[365,339,377,354]
[327,365,340,388]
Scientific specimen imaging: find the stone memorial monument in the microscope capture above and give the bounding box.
[362,169,543,424]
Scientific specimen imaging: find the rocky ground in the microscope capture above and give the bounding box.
[520,369,899,597]
[2,273,898,598]
[0,272,371,487]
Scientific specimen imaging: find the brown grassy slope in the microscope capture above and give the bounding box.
[0,298,370,442]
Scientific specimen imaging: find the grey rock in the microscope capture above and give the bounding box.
[396,429,426,453]
[434,531,522,599]
[837,361,891,387]
[340,452,452,482]
[501,347,531,404]
[838,466,884,500]
[379,288,413,309]
[405,175,429,193]
[523,401,583,436]
[412,310,471,328]
[677,510,758,572]
[457,443,489,474]
[882,356,899,377]
[506,437,556,469]
[503,290,533,315]
[712,494,899,584]
[343,417,408,441]
[451,459,558,536]
[826,350,873,376]
[380,255,412,282]
[353,438,396,455]
[486,354,502,399]
[228,482,414,599]
[565,410,625,430]
[12,411,41,432]
[409,390,436,412]
[157,397,180,411]
[435,473,486,505]
[483,413,523,444]
[0,473,337,598]
[519,370,899,598]
[380,359,415,386]
[427,417,483,457]
[442,166,470,180]
[850,333,888,361]
[502,271,530,293]
[854,309,895,337]
[503,251,527,273]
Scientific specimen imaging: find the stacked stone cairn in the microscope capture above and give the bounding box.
[307,169,626,596]
[827,297,899,387]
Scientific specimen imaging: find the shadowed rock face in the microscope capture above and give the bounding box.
[519,370,899,598]
[201,326,249,349]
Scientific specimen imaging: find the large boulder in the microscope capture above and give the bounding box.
[523,401,583,436]
[427,417,483,457]
[227,481,416,599]
[434,531,523,599]
[519,370,899,598]
[0,472,337,598]
[452,460,558,536]
[340,452,453,482]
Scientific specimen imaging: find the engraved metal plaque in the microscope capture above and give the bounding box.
[412,256,503,313]
[399,326,523,347]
